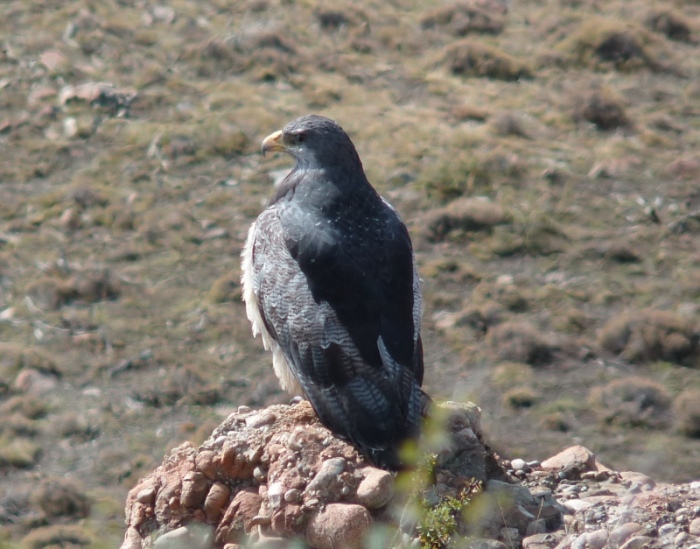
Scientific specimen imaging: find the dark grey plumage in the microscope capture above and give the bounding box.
[241,115,427,468]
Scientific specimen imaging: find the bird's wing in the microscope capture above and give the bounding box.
[270,193,423,464]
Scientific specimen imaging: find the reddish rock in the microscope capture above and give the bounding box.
[541,445,609,474]
[204,483,231,523]
[356,467,394,509]
[216,488,262,544]
[305,503,372,549]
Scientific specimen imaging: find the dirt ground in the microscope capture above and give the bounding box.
[1,0,699,546]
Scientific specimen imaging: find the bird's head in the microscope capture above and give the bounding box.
[261,115,363,172]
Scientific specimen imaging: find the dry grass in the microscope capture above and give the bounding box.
[589,377,672,429]
[486,322,554,365]
[557,17,680,73]
[422,197,508,242]
[674,390,700,438]
[574,88,631,131]
[598,309,699,367]
[1,0,700,544]
[420,1,506,37]
[441,39,534,81]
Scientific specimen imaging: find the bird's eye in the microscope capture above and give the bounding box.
[294,132,307,144]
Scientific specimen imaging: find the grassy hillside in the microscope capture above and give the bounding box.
[1,0,699,545]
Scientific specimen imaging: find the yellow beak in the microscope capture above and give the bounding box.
[261,130,285,157]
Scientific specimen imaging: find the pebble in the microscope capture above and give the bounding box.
[245,411,277,428]
[203,483,230,522]
[500,527,520,546]
[305,503,372,549]
[609,522,641,546]
[136,486,156,504]
[619,536,652,549]
[253,466,267,482]
[267,482,284,509]
[620,472,656,490]
[522,533,560,549]
[512,458,528,471]
[541,446,597,473]
[356,467,395,509]
[153,525,211,549]
[305,457,346,494]
[530,470,555,479]
[563,499,593,513]
[526,519,547,536]
[674,509,688,523]
[690,517,700,536]
[584,528,609,549]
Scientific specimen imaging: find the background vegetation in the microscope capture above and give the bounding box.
[1,0,699,545]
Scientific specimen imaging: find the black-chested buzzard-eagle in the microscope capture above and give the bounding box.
[241,115,427,469]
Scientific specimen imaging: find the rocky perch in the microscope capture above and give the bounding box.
[121,401,700,549]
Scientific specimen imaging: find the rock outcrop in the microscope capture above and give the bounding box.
[121,401,700,549]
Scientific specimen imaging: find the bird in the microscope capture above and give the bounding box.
[241,114,427,469]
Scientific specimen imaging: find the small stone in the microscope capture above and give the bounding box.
[194,450,218,480]
[305,503,372,549]
[153,525,211,549]
[593,470,610,481]
[529,471,554,479]
[180,471,209,509]
[541,446,597,473]
[610,522,641,546]
[136,486,156,505]
[267,482,284,509]
[511,458,527,471]
[500,527,521,547]
[245,411,276,428]
[356,468,394,509]
[526,519,547,536]
[237,405,251,414]
[253,466,267,482]
[204,482,230,522]
[674,509,688,523]
[562,499,593,513]
[250,514,271,526]
[619,536,653,549]
[620,472,656,490]
[303,498,320,510]
[305,457,346,496]
[689,517,700,535]
[284,488,301,503]
[584,529,608,549]
[439,401,482,434]
[675,532,689,546]
[122,527,142,549]
[522,533,561,549]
